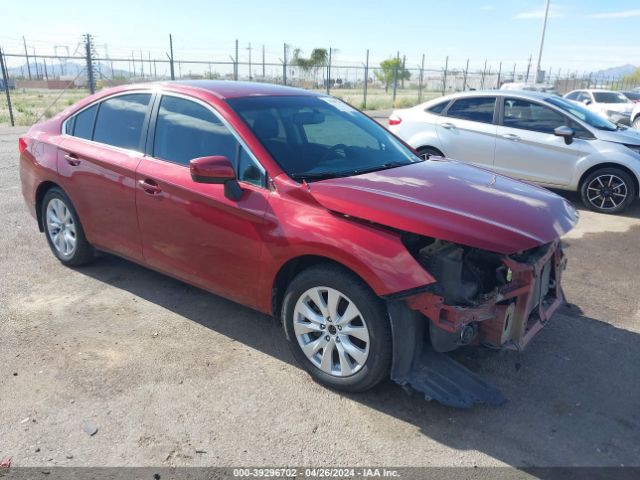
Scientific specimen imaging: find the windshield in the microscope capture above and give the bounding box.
[546,96,618,131]
[593,91,631,104]
[226,95,421,181]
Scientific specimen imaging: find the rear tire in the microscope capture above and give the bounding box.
[633,116,640,130]
[282,264,391,392]
[580,167,636,214]
[42,187,94,266]
[417,146,444,160]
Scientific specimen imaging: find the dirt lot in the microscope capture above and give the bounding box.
[1,125,639,468]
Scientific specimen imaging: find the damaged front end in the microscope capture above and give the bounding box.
[387,234,568,408]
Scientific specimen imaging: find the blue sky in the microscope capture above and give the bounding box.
[1,0,638,73]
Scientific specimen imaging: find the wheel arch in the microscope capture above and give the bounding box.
[35,181,62,232]
[578,163,639,198]
[271,255,373,321]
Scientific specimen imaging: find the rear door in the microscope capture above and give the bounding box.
[494,97,590,186]
[58,92,153,261]
[436,96,498,167]
[135,93,269,308]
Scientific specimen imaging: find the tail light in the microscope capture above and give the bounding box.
[388,114,402,126]
[18,137,28,154]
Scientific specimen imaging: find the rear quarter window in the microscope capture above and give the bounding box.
[68,104,98,140]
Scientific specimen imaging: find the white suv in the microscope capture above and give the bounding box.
[388,90,640,214]
[564,89,633,126]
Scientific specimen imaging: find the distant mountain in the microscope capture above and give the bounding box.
[7,61,130,80]
[591,64,637,80]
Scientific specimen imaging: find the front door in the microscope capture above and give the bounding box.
[135,94,270,308]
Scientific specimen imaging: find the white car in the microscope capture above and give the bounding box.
[388,90,640,213]
[564,89,633,126]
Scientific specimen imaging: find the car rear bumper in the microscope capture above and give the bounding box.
[405,239,566,351]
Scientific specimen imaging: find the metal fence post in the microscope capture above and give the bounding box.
[23,36,32,80]
[401,55,406,89]
[169,34,175,80]
[462,58,469,91]
[392,51,399,102]
[442,56,448,96]
[497,61,502,88]
[363,49,369,109]
[234,39,239,80]
[0,47,15,126]
[418,53,425,102]
[326,47,332,95]
[282,43,287,86]
[84,34,95,94]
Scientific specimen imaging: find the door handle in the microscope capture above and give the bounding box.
[501,133,520,141]
[440,122,456,129]
[138,179,162,195]
[64,153,81,166]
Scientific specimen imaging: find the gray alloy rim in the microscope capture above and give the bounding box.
[586,174,628,210]
[46,198,77,257]
[293,286,370,377]
[633,117,640,129]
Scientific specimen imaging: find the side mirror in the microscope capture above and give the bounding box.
[190,156,243,200]
[582,98,592,106]
[554,126,575,145]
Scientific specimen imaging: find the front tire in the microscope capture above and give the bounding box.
[633,116,640,130]
[282,264,391,392]
[42,187,94,266]
[580,168,636,214]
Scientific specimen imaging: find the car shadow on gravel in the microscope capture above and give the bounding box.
[73,224,640,469]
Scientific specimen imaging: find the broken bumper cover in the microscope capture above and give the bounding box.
[387,240,566,408]
[408,239,566,351]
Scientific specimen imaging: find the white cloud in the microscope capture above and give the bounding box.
[587,9,640,19]
[514,5,563,19]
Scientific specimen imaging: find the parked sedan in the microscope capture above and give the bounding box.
[564,89,633,125]
[20,81,578,407]
[632,101,640,130]
[389,90,640,213]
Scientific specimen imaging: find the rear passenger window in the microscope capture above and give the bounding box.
[70,104,98,140]
[93,94,151,151]
[426,101,449,115]
[446,97,496,123]
[153,96,238,166]
[565,91,579,100]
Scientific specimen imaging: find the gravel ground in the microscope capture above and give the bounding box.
[1,125,639,468]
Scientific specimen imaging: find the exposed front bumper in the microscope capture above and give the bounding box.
[405,239,566,351]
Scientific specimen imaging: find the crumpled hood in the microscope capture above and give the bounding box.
[309,160,578,254]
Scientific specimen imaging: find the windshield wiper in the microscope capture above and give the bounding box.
[290,162,411,182]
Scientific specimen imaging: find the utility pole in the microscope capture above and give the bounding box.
[247,42,252,80]
[23,36,32,80]
[84,34,95,94]
[363,49,369,109]
[169,34,175,80]
[535,0,551,84]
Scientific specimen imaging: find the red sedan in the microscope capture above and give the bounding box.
[19,81,578,407]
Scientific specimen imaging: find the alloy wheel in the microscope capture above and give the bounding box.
[46,198,77,257]
[293,286,370,377]
[585,174,628,210]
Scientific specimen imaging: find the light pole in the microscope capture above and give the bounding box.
[535,0,551,83]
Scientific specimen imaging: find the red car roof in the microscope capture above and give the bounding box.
[168,80,319,99]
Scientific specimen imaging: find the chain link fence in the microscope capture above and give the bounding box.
[1,35,639,126]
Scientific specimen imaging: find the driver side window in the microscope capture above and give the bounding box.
[153,95,265,187]
[503,98,567,134]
